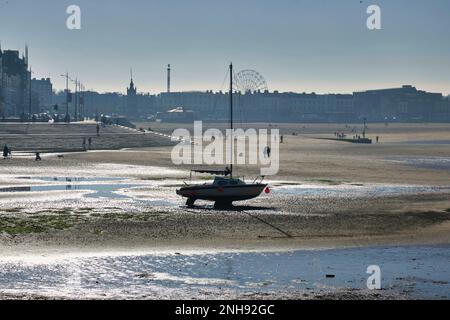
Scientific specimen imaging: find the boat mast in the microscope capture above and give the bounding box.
[229,63,233,178]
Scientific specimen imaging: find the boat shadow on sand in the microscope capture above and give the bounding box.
[183,204,293,238]
[183,204,275,212]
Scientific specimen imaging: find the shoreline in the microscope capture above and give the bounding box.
[2,212,450,258]
[2,233,450,261]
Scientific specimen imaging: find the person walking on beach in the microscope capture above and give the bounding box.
[3,145,10,159]
[263,146,268,158]
[35,152,42,161]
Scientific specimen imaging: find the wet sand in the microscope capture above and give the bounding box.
[1,123,450,251]
[0,245,448,300]
[1,122,450,299]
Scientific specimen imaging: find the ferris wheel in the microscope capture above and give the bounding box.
[233,69,268,93]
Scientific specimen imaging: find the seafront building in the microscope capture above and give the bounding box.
[54,85,449,123]
[2,45,449,123]
[152,87,449,123]
[354,85,450,122]
[31,78,53,112]
[0,47,30,118]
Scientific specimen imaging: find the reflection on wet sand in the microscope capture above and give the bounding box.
[0,245,448,300]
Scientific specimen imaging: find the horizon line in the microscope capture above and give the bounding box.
[50,85,450,97]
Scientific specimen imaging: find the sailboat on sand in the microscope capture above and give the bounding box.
[176,63,268,207]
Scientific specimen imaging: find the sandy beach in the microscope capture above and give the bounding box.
[1,122,450,299]
[2,123,450,251]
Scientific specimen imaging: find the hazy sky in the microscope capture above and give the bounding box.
[1,0,449,95]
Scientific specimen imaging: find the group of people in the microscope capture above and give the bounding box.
[3,144,42,161]
[3,136,95,161]
[335,130,381,143]
[82,137,94,151]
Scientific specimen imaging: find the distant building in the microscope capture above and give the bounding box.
[156,107,195,123]
[51,84,450,123]
[354,85,450,122]
[31,78,53,112]
[156,90,355,123]
[0,47,30,118]
[154,87,450,123]
[122,74,157,119]
[159,91,223,119]
[238,91,355,122]
[126,75,137,116]
[54,90,124,118]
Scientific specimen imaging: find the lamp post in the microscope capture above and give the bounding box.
[29,66,31,119]
[79,82,85,121]
[27,66,36,122]
[60,73,73,122]
[69,78,84,122]
[72,78,78,121]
